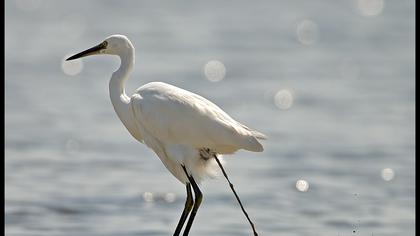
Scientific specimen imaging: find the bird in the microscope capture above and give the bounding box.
[66,35,266,236]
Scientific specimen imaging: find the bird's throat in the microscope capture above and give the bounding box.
[109,48,138,139]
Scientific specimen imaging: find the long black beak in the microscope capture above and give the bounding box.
[66,43,106,61]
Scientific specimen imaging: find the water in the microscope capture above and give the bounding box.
[6,0,415,235]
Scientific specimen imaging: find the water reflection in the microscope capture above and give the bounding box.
[204,60,226,82]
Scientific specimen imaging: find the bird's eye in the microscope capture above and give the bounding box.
[102,41,108,47]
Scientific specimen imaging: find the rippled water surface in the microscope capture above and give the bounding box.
[6,1,415,235]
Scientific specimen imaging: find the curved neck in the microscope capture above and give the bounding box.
[110,49,134,104]
[109,48,135,130]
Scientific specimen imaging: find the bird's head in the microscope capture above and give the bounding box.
[66,35,133,61]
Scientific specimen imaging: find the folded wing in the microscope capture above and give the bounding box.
[130,82,266,154]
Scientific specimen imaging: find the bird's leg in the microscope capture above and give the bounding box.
[173,183,194,236]
[214,156,259,236]
[181,165,203,236]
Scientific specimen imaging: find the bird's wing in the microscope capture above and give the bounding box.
[130,82,266,154]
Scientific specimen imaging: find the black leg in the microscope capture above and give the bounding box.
[214,156,259,236]
[181,165,203,236]
[173,183,194,236]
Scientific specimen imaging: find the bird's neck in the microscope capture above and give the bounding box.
[109,48,135,132]
[110,49,134,104]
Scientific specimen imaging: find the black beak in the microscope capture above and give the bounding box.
[66,43,106,61]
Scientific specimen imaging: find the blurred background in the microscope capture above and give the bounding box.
[5,0,415,235]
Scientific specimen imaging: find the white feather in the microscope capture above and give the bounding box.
[128,82,264,183]
[68,35,265,184]
[131,82,265,154]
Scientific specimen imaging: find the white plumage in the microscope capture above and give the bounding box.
[66,34,265,236]
[130,81,266,183]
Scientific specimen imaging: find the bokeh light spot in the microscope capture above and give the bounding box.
[274,89,294,110]
[357,0,384,17]
[65,139,80,155]
[296,19,319,45]
[204,60,226,82]
[381,168,395,181]
[164,193,176,203]
[296,179,309,192]
[143,192,154,202]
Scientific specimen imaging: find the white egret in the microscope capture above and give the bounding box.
[66,35,266,236]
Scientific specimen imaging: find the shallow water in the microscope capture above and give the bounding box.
[6,0,415,235]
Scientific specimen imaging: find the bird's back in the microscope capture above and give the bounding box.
[130,82,266,154]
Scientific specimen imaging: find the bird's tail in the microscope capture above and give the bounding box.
[235,123,267,152]
[239,123,267,140]
[250,130,267,140]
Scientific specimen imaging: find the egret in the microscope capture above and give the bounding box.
[66,35,266,236]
